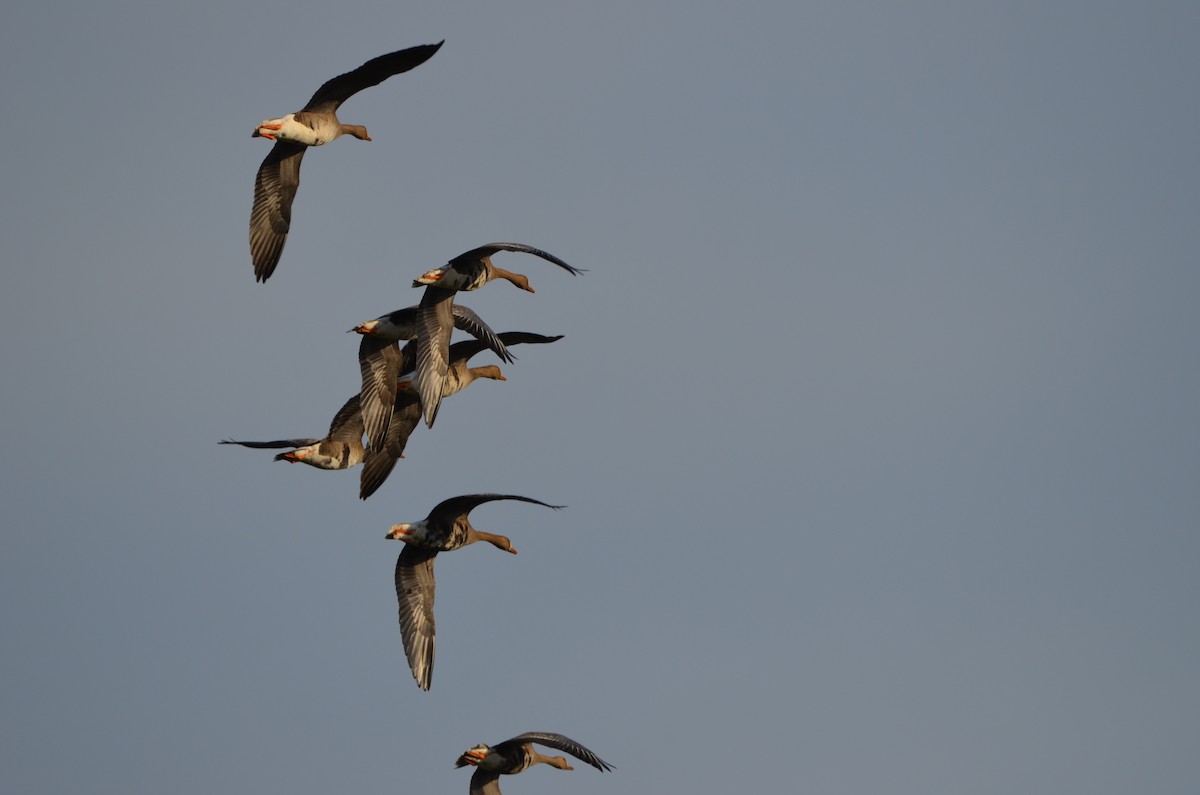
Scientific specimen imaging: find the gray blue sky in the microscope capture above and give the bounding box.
[2,1,1198,792]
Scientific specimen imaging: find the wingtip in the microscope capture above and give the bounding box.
[422,396,442,429]
[359,477,380,501]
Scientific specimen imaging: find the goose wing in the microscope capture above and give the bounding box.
[359,337,403,450]
[219,438,320,449]
[447,332,564,366]
[302,41,444,114]
[451,304,514,364]
[415,288,455,428]
[467,768,502,795]
[249,141,306,282]
[451,242,584,277]
[426,494,565,526]
[495,733,614,772]
[395,544,438,691]
[359,397,420,500]
[326,393,365,444]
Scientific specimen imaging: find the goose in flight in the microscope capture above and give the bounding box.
[386,494,564,690]
[455,732,613,795]
[249,41,444,282]
[220,391,366,470]
[413,242,581,427]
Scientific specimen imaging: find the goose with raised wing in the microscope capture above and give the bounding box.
[359,332,563,500]
[249,41,443,282]
[412,242,583,293]
[455,732,613,795]
[385,494,564,690]
[413,242,581,427]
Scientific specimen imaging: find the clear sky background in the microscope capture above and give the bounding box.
[2,2,1198,793]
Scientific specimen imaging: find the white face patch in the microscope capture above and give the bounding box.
[390,522,428,541]
[397,520,434,544]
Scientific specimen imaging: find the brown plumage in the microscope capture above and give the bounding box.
[249,41,444,281]
[220,392,365,470]
[353,302,510,453]
[455,732,613,795]
[385,495,565,690]
[358,332,564,500]
[412,242,582,427]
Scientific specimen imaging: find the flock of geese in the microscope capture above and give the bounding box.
[226,41,612,793]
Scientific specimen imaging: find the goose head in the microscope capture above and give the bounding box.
[455,745,491,768]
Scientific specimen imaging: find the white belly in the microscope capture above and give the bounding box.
[272,114,338,146]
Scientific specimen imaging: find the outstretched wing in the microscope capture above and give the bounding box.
[415,288,455,428]
[249,141,306,282]
[359,337,404,449]
[449,242,585,277]
[219,437,319,449]
[496,733,614,772]
[448,332,564,367]
[302,42,445,113]
[426,494,565,526]
[395,545,438,691]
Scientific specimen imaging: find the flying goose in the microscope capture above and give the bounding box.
[455,732,613,795]
[386,494,564,690]
[249,41,444,282]
[220,392,365,470]
[413,242,581,427]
